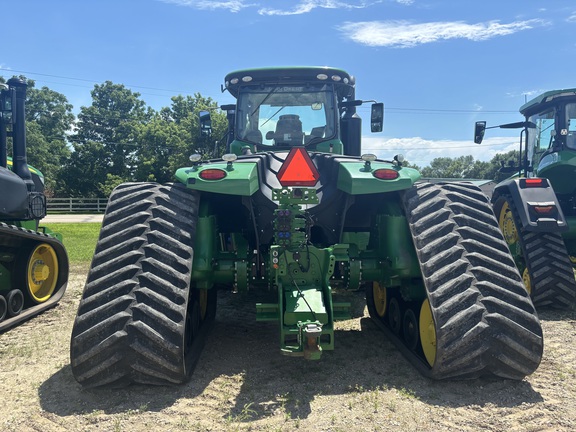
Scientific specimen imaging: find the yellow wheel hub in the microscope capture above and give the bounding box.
[499,201,518,245]
[419,298,436,367]
[522,267,532,295]
[27,243,59,303]
[372,282,387,318]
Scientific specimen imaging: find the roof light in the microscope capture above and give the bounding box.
[189,154,202,163]
[361,153,377,162]
[230,77,239,85]
[277,147,320,187]
[199,169,227,181]
[373,169,399,180]
[331,75,342,82]
[343,78,349,84]
[222,153,237,162]
[242,76,253,82]
[317,74,328,80]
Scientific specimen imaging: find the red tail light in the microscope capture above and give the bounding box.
[277,147,320,187]
[199,169,227,180]
[533,205,555,214]
[523,178,545,188]
[373,169,399,180]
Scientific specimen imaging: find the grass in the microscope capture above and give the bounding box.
[42,223,101,264]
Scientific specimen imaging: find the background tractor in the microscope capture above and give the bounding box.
[0,78,69,331]
[71,67,543,387]
[475,88,576,309]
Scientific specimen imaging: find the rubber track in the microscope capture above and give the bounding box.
[0,223,69,332]
[498,195,576,309]
[70,182,202,387]
[402,182,543,380]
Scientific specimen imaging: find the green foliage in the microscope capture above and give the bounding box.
[419,151,521,180]
[3,79,74,194]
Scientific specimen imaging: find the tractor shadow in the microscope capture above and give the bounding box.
[38,289,544,421]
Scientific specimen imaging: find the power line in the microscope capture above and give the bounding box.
[0,67,194,95]
[2,67,518,115]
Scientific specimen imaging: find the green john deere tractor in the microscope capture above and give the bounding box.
[0,78,69,331]
[70,67,543,387]
[475,89,576,309]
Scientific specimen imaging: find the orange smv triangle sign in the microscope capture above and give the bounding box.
[277,147,320,187]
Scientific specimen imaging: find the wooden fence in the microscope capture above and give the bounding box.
[47,198,108,213]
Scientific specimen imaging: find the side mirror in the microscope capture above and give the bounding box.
[370,103,384,133]
[199,110,212,137]
[474,121,486,144]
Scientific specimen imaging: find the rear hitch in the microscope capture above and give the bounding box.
[301,322,323,360]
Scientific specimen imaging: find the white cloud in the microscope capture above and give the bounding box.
[259,1,377,16]
[567,12,576,23]
[338,19,547,48]
[361,135,518,166]
[158,0,380,14]
[158,0,253,12]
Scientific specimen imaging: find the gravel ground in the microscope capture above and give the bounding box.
[0,264,575,432]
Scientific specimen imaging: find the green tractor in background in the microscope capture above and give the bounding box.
[70,67,543,387]
[475,89,576,309]
[0,78,69,331]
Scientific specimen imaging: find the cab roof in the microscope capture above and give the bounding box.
[520,88,576,116]
[223,66,355,99]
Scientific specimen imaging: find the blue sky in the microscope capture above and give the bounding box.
[2,0,576,166]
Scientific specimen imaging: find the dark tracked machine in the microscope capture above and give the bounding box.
[0,78,68,331]
[70,67,543,387]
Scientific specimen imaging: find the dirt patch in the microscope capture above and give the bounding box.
[1,265,575,431]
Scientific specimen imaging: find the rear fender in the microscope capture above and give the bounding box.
[492,178,568,232]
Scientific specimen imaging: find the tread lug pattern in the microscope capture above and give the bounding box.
[70,182,201,387]
[403,182,543,380]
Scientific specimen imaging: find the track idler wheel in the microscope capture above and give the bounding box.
[372,282,387,318]
[7,289,24,317]
[419,298,436,367]
[25,243,59,304]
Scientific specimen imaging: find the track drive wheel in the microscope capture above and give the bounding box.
[494,195,576,309]
[70,182,212,388]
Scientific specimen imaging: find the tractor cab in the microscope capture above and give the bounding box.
[520,90,576,193]
[204,67,383,156]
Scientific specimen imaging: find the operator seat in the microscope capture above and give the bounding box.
[266,114,304,146]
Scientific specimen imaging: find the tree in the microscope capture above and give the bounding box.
[24,81,74,194]
[64,82,150,196]
[420,155,477,178]
[159,93,226,167]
